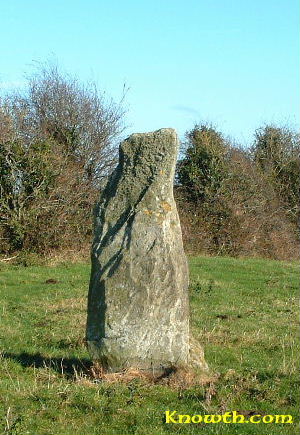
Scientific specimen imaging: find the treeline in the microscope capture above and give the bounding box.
[0,66,299,261]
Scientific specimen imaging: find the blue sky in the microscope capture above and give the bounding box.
[1,0,299,146]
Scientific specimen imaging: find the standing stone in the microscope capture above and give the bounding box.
[86,128,206,372]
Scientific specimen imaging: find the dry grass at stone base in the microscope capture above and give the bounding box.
[88,364,216,389]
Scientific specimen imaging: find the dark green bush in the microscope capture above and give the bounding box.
[252,124,300,222]
[176,123,299,259]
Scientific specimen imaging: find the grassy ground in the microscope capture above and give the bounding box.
[0,256,299,435]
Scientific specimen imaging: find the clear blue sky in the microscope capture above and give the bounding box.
[1,0,299,146]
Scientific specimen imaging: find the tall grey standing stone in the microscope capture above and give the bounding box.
[86,128,207,372]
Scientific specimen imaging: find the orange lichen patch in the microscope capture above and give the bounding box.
[160,201,172,212]
[143,208,153,215]
[143,208,165,222]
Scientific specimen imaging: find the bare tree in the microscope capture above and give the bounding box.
[0,63,126,254]
[9,64,126,179]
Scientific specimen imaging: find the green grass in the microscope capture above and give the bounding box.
[0,256,299,435]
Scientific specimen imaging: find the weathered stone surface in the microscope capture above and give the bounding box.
[86,128,207,372]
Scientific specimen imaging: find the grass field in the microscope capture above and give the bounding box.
[0,256,299,435]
